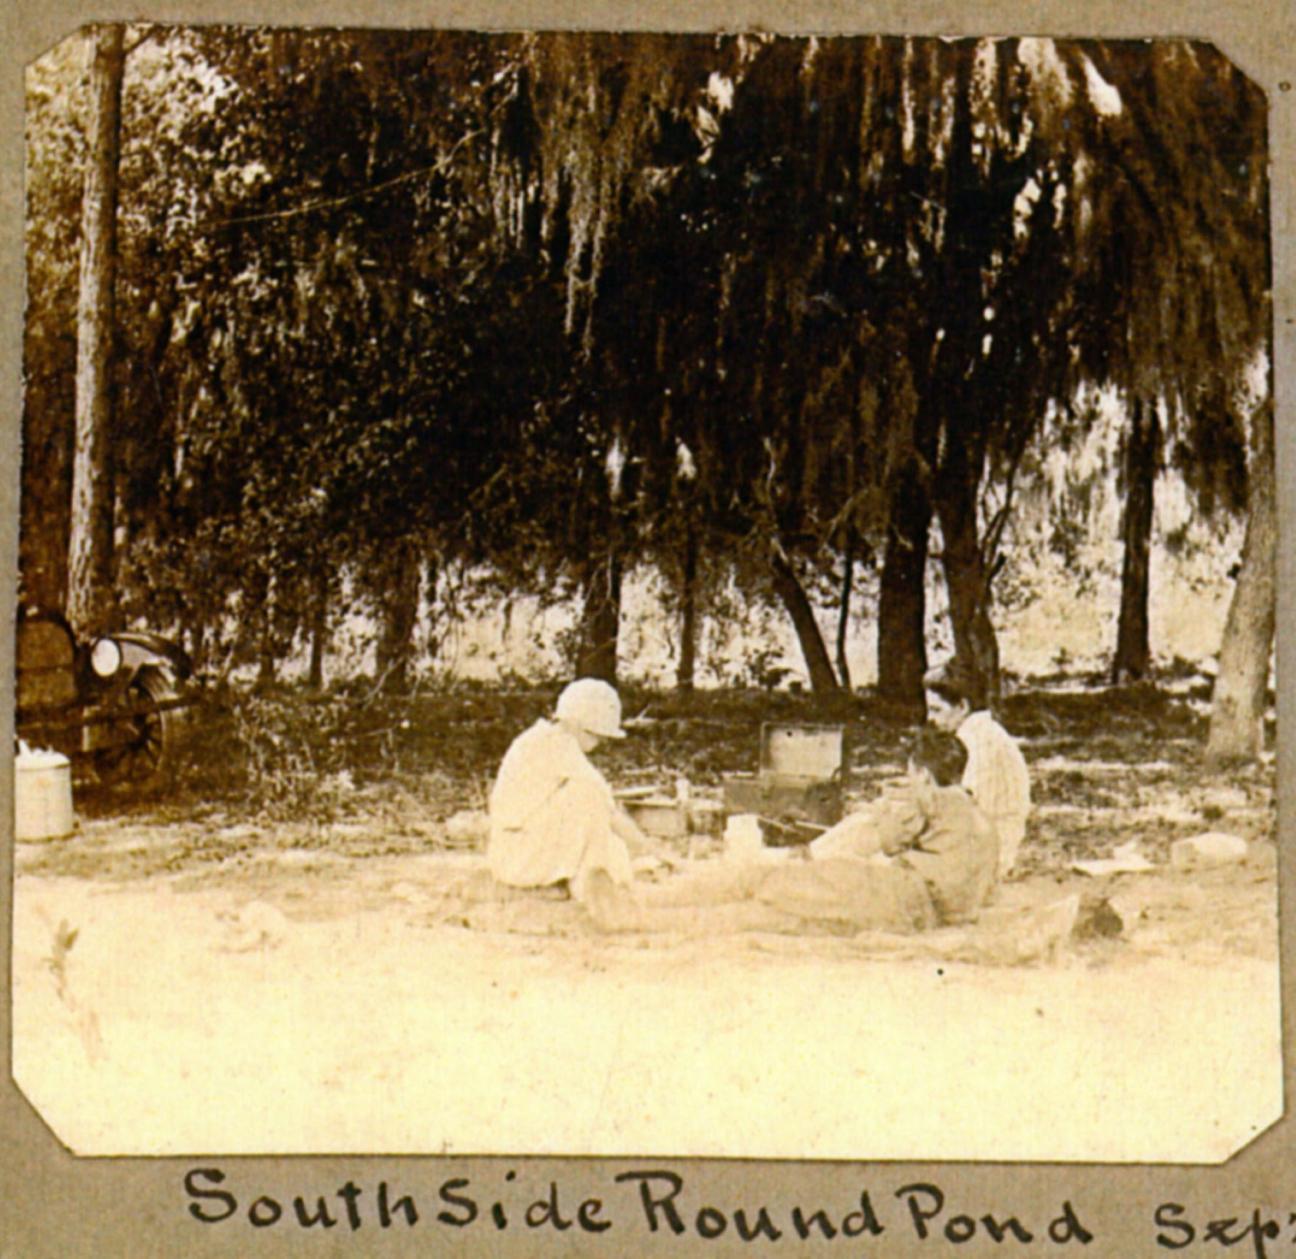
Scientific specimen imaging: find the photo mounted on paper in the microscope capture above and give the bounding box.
[13,24,1279,1161]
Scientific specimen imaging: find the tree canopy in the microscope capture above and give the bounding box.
[22,25,1273,752]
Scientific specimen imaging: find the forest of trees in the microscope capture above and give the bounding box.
[20,27,1274,759]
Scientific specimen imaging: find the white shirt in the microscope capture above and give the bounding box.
[487,719,629,892]
[956,710,1031,877]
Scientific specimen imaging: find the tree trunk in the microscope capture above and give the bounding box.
[252,568,278,689]
[257,635,278,688]
[188,620,206,674]
[423,556,441,663]
[835,541,854,691]
[1208,398,1276,763]
[237,564,273,685]
[877,467,931,710]
[66,22,125,635]
[307,566,330,690]
[576,551,622,683]
[676,526,699,692]
[377,539,422,694]
[936,467,1000,706]
[1112,396,1159,684]
[769,549,841,696]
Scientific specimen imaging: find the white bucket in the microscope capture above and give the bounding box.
[15,748,75,841]
[723,813,765,862]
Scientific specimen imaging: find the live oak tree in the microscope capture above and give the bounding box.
[1055,43,1262,697]
[22,33,86,613]
[482,32,748,684]
[100,27,546,678]
[1049,41,1269,751]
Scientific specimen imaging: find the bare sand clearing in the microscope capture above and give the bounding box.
[11,836,1280,1163]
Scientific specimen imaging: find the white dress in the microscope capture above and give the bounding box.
[487,719,633,899]
[956,710,1031,877]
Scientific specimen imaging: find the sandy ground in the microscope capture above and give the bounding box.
[11,823,1280,1163]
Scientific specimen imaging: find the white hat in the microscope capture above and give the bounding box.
[555,678,626,740]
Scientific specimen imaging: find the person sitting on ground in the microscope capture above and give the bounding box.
[487,677,673,906]
[755,726,1000,932]
[586,727,1001,937]
[922,657,1031,879]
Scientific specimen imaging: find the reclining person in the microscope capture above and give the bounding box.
[923,658,1031,878]
[487,678,673,907]
[585,728,1001,936]
[755,727,1000,932]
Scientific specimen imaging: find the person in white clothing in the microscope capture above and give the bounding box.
[924,659,1031,878]
[488,678,665,904]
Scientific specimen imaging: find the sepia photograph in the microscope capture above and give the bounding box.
[10,21,1280,1166]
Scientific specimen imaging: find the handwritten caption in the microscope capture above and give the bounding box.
[182,1168,1288,1254]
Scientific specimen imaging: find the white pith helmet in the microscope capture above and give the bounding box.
[555,678,626,740]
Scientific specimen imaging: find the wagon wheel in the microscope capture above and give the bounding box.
[92,671,180,790]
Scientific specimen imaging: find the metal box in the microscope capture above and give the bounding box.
[722,723,846,839]
[762,723,844,778]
